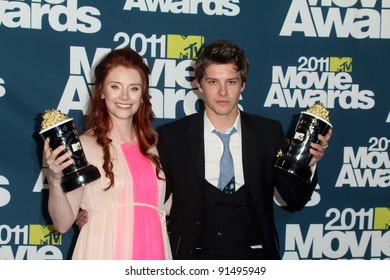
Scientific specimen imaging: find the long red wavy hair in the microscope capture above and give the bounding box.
[85,48,161,190]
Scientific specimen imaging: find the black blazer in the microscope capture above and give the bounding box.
[157,110,317,259]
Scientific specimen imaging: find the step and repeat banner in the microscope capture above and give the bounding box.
[0,0,389,260]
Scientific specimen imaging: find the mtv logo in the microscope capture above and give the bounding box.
[373,208,390,230]
[29,224,62,245]
[166,34,204,59]
[329,57,352,72]
[293,132,305,141]
[71,142,82,152]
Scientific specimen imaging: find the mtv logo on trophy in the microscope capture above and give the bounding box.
[274,103,333,183]
[39,109,100,193]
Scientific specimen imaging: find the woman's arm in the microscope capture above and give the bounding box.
[44,138,83,233]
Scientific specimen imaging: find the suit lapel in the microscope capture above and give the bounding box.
[185,112,205,187]
[240,112,262,188]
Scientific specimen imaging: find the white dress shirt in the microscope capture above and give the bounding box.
[204,111,245,191]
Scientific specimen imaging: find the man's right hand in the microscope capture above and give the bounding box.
[76,209,88,230]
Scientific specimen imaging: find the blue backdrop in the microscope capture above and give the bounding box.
[0,0,389,260]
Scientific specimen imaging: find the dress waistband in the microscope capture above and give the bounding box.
[88,202,161,216]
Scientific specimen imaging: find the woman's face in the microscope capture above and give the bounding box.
[102,65,143,124]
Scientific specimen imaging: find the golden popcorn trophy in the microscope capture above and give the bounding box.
[39,109,101,193]
[274,103,332,183]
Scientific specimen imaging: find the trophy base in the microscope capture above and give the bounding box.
[274,157,312,184]
[61,164,101,193]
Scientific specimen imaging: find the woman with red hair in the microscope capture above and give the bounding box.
[44,48,171,259]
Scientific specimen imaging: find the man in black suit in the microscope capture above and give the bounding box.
[157,39,332,260]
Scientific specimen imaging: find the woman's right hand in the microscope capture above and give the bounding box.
[76,209,89,230]
[44,138,74,184]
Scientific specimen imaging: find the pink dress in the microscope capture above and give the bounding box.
[119,143,165,259]
[69,133,171,260]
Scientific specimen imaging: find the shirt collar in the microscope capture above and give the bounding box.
[204,110,241,136]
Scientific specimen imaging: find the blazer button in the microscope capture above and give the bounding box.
[217,232,223,237]
[196,221,201,226]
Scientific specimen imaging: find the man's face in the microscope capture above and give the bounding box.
[196,63,245,124]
